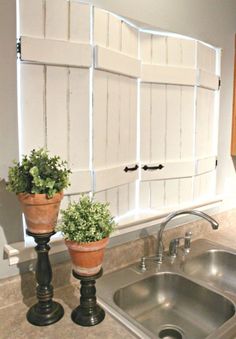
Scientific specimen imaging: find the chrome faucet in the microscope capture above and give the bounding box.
[156,209,219,263]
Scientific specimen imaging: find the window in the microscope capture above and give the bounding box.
[17,1,221,238]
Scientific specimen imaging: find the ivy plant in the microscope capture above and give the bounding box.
[57,195,116,243]
[7,148,71,198]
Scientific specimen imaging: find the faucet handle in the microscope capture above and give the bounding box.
[169,238,180,258]
[184,231,192,254]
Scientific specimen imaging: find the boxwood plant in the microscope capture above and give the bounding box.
[7,148,71,198]
[57,195,116,243]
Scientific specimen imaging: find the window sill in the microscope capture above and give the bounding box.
[4,197,222,266]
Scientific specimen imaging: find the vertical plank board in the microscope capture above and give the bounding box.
[93,70,107,169]
[118,185,129,216]
[107,73,119,166]
[206,89,216,156]
[195,88,211,158]
[167,37,181,65]
[209,48,217,74]
[180,86,195,159]
[140,83,151,163]
[140,32,152,63]
[121,22,138,57]
[151,84,166,162]
[108,13,121,51]
[93,7,108,47]
[119,76,130,164]
[94,190,106,203]
[70,2,90,43]
[152,35,167,65]
[45,0,68,40]
[20,64,45,154]
[93,70,108,169]
[69,68,90,169]
[195,171,215,200]
[19,0,44,37]
[46,66,68,160]
[106,187,118,217]
[179,177,193,205]
[197,42,216,73]
[165,179,179,207]
[150,181,165,210]
[139,182,150,210]
[129,182,136,211]
[129,79,138,164]
[166,85,181,161]
[181,39,196,67]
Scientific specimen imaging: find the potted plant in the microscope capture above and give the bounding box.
[7,148,71,234]
[57,195,115,276]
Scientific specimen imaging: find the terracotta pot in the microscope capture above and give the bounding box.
[65,237,109,276]
[17,192,63,234]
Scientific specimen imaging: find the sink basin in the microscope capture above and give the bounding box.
[182,250,236,294]
[113,273,234,339]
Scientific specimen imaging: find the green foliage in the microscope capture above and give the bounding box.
[7,148,71,198]
[57,195,116,243]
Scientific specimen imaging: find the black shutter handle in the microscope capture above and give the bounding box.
[142,164,164,171]
[124,164,139,172]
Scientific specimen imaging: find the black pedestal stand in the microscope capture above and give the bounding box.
[71,268,105,326]
[26,230,64,326]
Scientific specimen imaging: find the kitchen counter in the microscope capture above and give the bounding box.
[1,213,236,339]
[0,283,136,339]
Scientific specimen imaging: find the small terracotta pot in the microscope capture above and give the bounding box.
[65,237,109,276]
[17,192,63,234]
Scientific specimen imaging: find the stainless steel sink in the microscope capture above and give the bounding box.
[114,273,234,339]
[182,249,236,294]
[97,240,236,339]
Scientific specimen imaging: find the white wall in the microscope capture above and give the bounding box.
[0,0,24,278]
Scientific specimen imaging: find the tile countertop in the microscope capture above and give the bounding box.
[1,213,236,339]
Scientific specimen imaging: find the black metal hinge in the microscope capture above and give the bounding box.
[16,39,21,59]
[218,78,221,90]
[215,159,218,167]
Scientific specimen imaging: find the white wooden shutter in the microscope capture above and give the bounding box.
[18,2,220,220]
[18,0,92,202]
[93,9,139,216]
[140,35,196,209]
[139,34,219,210]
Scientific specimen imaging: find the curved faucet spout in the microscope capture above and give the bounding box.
[156,210,219,263]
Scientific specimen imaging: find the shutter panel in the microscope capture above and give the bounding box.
[140,34,196,210]
[93,9,139,216]
[139,34,219,210]
[18,0,92,196]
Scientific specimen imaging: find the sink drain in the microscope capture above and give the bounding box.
[158,326,184,339]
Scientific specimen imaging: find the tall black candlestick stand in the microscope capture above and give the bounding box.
[26,230,64,326]
[71,268,105,326]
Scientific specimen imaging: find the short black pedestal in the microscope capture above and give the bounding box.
[26,230,64,326]
[71,269,105,326]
